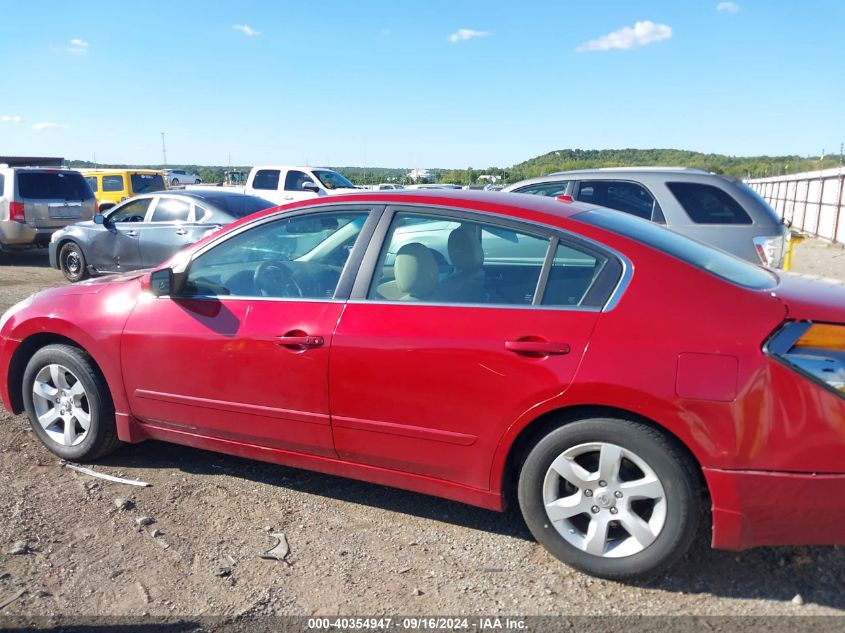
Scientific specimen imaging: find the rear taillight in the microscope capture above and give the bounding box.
[93,200,99,215]
[767,322,845,396]
[9,201,25,222]
[752,234,785,268]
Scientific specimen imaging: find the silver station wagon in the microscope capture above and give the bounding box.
[503,167,790,268]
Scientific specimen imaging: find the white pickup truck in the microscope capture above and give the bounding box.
[187,165,360,205]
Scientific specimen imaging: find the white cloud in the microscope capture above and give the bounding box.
[576,20,672,52]
[449,28,490,43]
[716,2,740,13]
[1,115,21,123]
[233,24,260,36]
[32,122,68,131]
[67,38,89,54]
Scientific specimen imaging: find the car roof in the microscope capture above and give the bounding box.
[253,189,596,223]
[550,167,713,176]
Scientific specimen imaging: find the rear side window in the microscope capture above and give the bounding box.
[515,181,570,197]
[667,182,752,224]
[150,198,191,222]
[542,242,610,307]
[102,175,124,192]
[574,209,776,290]
[85,176,98,192]
[576,181,658,221]
[132,173,165,194]
[252,170,280,190]
[16,171,92,200]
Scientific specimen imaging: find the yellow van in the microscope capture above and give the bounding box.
[79,169,166,211]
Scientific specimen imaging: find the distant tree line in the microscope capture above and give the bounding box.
[68,148,842,187]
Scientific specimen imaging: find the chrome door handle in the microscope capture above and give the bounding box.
[125,230,139,237]
[175,228,188,236]
[275,335,324,349]
[505,339,570,356]
[282,195,294,201]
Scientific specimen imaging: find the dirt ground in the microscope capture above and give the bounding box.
[0,241,843,620]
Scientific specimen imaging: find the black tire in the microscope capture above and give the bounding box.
[59,241,89,282]
[517,417,700,580]
[194,179,201,184]
[171,178,179,186]
[22,344,122,461]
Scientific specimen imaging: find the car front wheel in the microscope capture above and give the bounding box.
[22,344,122,461]
[59,241,89,282]
[518,417,700,580]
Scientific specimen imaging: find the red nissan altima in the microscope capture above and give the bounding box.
[1,191,844,579]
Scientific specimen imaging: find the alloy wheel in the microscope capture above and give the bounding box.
[31,364,91,447]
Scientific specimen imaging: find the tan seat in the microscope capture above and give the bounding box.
[377,242,439,301]
[434,226,486,302]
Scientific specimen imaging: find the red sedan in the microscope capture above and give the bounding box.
[1,191,844,579]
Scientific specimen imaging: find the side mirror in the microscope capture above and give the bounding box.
[149,268,173,297]
[301,180,320,193]
[93,214,105,225]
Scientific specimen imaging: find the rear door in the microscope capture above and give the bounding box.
[16,170,93,230]
[329,206,619,490]
[139,196,207,267]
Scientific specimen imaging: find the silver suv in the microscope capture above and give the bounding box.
[503,167,789,268]
[0,165,97,251]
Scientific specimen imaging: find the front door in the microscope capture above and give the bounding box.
[138,196,207,267]
[121,207,375,457]
[329,208,616,490]
[89,197,149,271]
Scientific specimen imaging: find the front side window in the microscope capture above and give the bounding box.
[85,176,98,192]
[185,211,369,299]
[102,175,125,192]
[252,169,280,190]
[284,170,311,191]
[576,180,658,221]
[150,198,191,222]
[368,212,549,305]
[667,182,752,224]
[515,181,570,197]
[109,198,151,223]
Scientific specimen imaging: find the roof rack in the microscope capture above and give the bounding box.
[550,166,713,175]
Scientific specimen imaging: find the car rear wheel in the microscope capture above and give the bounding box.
[22,344,122,461]
[194,179,201,184]
[59,241,89,282]
[518,417,700,580]
[171,178,179,186]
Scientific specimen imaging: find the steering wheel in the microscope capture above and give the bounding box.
[253,260,303,298]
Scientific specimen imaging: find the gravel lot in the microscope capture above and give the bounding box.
[0,240,843,619]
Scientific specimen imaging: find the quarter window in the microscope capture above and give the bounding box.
[576,180,659,220]
[515,181,570,197]
[368,212,549,305]
[252,169,280,190]
[150,198,191,222]
[102,175,124,192]
[185,211,369,299]
[667,182,752,224]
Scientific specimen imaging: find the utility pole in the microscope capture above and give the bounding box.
[161,132,167,166]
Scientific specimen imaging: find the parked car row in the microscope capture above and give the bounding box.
[2,189,843,581]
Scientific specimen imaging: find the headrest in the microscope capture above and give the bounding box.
[448,226,484,272]
[395,243,439,298]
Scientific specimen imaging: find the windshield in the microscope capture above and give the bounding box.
[313,170,356,190]
[574,208,777,290]
[131,173,165,194]
[202,194,275,218]
[17,171,92,200]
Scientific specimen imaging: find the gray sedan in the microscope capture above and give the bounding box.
[49,191,275,281]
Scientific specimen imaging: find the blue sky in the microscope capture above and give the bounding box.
[0,1,843,168]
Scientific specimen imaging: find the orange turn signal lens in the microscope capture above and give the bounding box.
[794,324,845,352]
